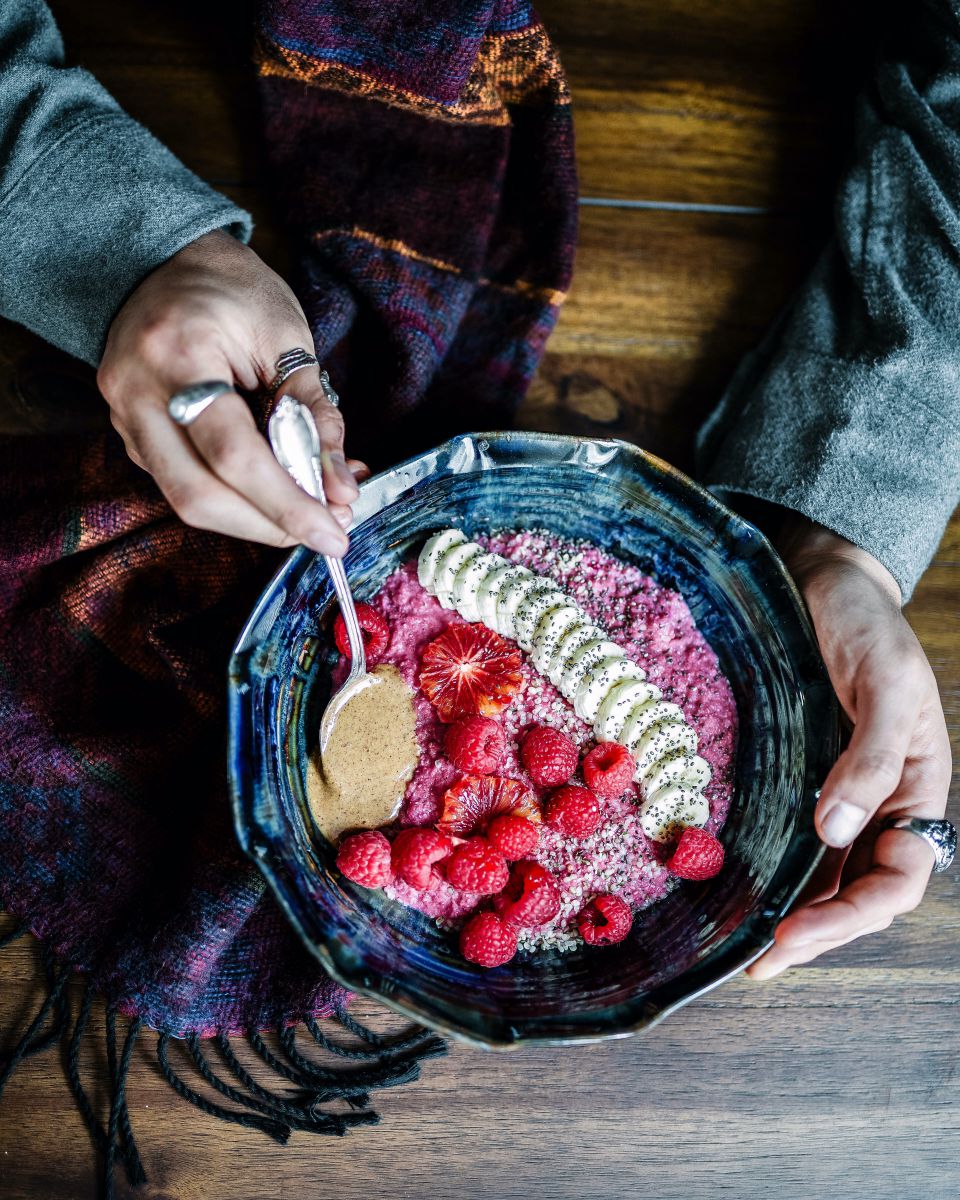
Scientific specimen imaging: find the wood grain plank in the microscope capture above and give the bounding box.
[549,206,823,359]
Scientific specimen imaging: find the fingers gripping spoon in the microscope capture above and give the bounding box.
[268,395,373,752]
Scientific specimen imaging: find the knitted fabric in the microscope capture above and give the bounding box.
[0,0,576,1190]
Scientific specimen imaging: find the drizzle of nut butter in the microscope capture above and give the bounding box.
[305,664,420,842]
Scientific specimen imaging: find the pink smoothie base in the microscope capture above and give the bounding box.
[345,529,737,954]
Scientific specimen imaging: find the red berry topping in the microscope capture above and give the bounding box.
[666,827,725,880]
[460,911,518,968]
[390,828,454,890]
[333,602,390,662]
[437,775,540,836]
[493,861,561,928]
[577,894,633,946]
[582,741,636,798]
[544,785,601,838]
[486,813,540,860]
[444,715,506,774]
[444,837,510,894]
[419,623,523,722]
[520,725,579,787]
[336,830,393,888]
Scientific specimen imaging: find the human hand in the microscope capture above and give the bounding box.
[747,517,952,980]
[97,229,365,554]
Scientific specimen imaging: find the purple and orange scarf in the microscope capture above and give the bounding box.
[0,2,576,1195]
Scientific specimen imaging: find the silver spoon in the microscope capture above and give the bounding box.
[268,395,376,752]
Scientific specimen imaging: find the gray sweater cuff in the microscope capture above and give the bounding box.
[699,349,960,604]
[0,110,252,367]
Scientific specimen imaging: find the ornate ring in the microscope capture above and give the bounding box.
[167,380,235,427]
[268,348,319,396]
[884,816,957,873]
[318,368,340,409]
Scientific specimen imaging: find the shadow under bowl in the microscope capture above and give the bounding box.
[228,432,839,1048]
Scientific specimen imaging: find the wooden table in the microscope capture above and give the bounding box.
[2,2,958,1197]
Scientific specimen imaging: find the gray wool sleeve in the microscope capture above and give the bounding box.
[695,0,960,603]
[0,0,253,367]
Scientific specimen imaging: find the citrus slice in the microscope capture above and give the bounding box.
[437,775,541,835]
[418,623,523,722]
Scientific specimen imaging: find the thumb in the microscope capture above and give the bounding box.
[815,682,918,848]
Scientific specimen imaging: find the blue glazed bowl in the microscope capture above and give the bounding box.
[228,432,839,1048]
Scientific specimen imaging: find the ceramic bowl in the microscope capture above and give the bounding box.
[228,432,839,1048]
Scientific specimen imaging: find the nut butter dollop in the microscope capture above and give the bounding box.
[306,664,419,842]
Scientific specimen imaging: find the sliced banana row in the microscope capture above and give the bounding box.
[418,530,715,843]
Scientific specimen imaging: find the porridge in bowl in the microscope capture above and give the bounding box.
[310,527,737,968]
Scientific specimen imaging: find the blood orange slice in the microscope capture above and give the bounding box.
[437,775,541,836]
[418,623,523,722]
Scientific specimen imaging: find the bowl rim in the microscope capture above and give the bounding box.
[228,430,839,1049]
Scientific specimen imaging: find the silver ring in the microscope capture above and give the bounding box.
[318,368,340,409]
[268,348,319,396]
[167,380,234,426]
[884,817,956,872]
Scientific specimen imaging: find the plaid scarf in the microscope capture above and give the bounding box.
[0,1,576,1194]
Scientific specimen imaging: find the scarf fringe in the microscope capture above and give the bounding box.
[0,924,448,1197]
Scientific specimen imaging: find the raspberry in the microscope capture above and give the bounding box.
[666,827,725,880]
[582,741,635,798]
[459,911,518,968]
[577,894,633,946]
[390,828,454,890]
[444,716,505,774]
[486,813,540,860]
[444,837,510,894]
[333,602,390,662]
[493,861,561,928]
[520,725,579,787]
[336,830,393,888]
[544,785,601,838]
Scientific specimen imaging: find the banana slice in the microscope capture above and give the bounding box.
[515,586,568,652]
[575,656,647,724]
[433,542,483,609]
[476,561,523,627]
[495,570,540,639]
[547,620,604,687]
[633,720,698,778]
[451,551,501,622]
[594,679,662,743]
[418,528,466,590]
[643,751,712,797]
[639,785,710,843]
[559,637,623,697]
[620,700,685,750]
[530,603,582,675]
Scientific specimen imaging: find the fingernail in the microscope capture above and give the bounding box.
[331,508,351,530]
[309,529,347,556]
[821,801,868,847]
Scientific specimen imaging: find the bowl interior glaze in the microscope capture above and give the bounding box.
[229,432,839,1047]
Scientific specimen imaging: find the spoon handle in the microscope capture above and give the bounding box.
[267,396,367,679]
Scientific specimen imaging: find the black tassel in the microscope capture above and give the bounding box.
[211,1033,373,1111]
[104,1008,146,1194]
[156,1033,292,1144]
[0,958,72,1099]
[0,919,30,950]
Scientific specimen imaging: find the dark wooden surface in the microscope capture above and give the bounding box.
[2,2,959,1197]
